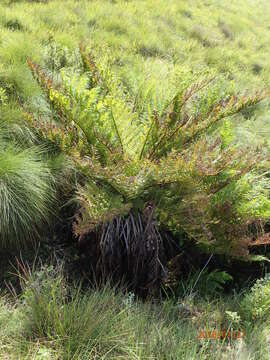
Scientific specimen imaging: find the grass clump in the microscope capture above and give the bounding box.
[241,274,270,324]
[4,18,25,32]
[0,145,55,248]
[0,264,269,359]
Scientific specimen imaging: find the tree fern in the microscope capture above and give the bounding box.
[27,45,270,264]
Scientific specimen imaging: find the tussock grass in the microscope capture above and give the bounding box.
[0,145,55,248]
[0,264,269,359]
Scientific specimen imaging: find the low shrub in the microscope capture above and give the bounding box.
[241,274,270,323]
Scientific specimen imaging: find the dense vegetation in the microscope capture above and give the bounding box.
[0,0,270,358]
[0,262,270,359]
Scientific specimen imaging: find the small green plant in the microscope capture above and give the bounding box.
[4,18,25,32]
[241,273,270,323]
[43,37,82,75]
[177,269,233,298]
[225,310,241,327]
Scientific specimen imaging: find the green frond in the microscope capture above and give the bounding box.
[27,45,270,259]
[73,182,132,238]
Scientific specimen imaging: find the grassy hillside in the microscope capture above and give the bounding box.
[0,0,270,144]
[0,0,270,359]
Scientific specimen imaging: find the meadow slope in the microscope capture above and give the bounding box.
[0,0,270,359]
[0,0,270,144]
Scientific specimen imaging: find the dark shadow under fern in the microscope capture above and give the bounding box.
[77,204,179,298]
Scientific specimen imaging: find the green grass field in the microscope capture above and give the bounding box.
[1,0,270,147]
[1,0,270,359]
